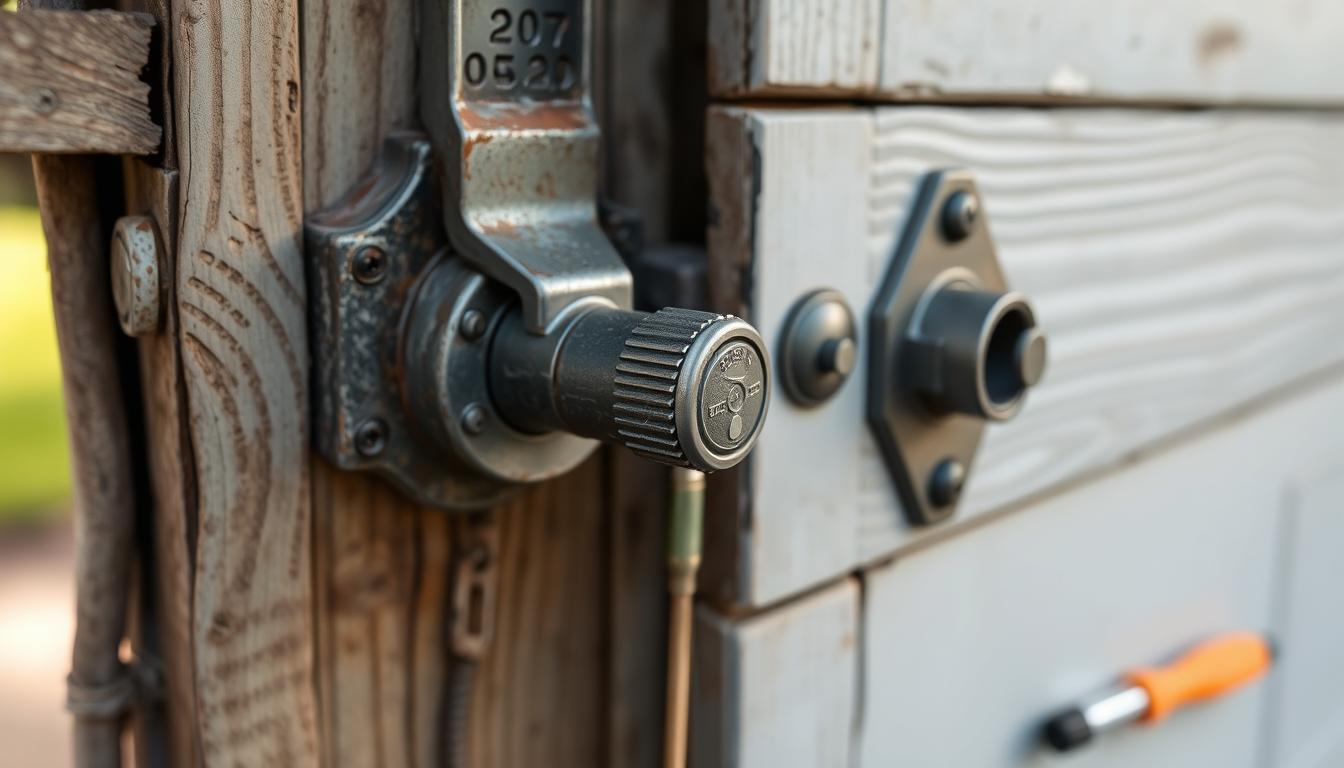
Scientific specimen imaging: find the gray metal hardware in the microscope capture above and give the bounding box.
[420,0,631,334]
[778,289,857,407]
[868,170,1047,526]
[307,133,770,508]
[110,216,162,337]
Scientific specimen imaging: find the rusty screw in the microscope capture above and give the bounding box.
[355,418,389,457]
[110,216,163,337]
[351,246,389,285]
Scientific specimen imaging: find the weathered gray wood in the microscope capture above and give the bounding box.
[707,105,1344,608]
[1,10,158,154]
[710,0,1344,105]
[1266,460,1344,768]
[691,578,858,768]
[858,373,1344,766]
[34,152,138,768]
[169,0,318,763]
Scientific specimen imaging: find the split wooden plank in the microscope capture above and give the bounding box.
[691,578,859,768]
[857,373,1344,766]
[706,105,1344,608]
[169,0,318,763]
[0,10,158,153]
[709,0,1344,105]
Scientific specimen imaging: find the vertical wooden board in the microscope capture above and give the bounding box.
[470,458,609,768]
[708,106,1344,608]
[691,579,859,768]
[708,0,880,97]
[1265,462,1344,768]
[857,373,1344,767]
[123,160,199,768]
[170,0,317,762]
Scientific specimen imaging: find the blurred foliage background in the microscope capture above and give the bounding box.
[0,154,71,526]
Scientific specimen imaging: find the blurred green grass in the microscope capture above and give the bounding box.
[0,207,71,524]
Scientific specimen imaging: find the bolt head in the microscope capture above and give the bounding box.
[461,403,488,436]
[351,246,389,285]
[354,418,389,457]
[941,191,980,242]
[1014,327,1048,388]
[817,337,856,376]
[460,309,487,341]
[928,458,967,508]
[110,216,163,337]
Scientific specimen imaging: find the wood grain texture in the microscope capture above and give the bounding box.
[34,152,139,767]
[709,0,1344,105]
[690,578,859,768]
[857,373,1344,767]
[708,0,880,98]
[706,106,1344,607]
[303,2,614,766]
[122,158,199,768]
[1,10,158,153]
[170,0,316,763]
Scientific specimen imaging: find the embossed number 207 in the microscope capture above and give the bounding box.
[464,9,574,93]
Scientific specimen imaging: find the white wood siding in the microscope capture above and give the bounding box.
[707,106,1344,608]
[710,0,1344,104]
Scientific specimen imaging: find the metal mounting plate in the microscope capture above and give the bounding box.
[868,170,1012,527]
[306,134,516,510]
[420,0,632,333]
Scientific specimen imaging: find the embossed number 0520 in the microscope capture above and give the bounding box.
[464,8,575,93]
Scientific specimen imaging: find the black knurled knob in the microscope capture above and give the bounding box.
[490,306,771,472]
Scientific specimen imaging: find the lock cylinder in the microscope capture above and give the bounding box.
[489,306,770,472]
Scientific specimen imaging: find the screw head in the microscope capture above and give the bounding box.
[351,246,389,285]
[928,458,966,508]
[1014,327,1048,388]
[460,309,487,341]
[461,403,488,436]
[941,191,980,242]
[354,418,389,457]
[817,337,856,377]
[110,216,163,337]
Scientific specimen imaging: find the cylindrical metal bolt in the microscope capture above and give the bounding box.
[354,418,389,457]
[351,246,389,285]
[461,403,488,436]
[941,191,980,242]
[460,309,486,341]
[110,216,163,337]
[928,458,966,507]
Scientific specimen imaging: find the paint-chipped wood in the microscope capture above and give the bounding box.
[1,10,159,153]
[170,0,317,762]
[710,0,1344,105]
[707,106,1344,608]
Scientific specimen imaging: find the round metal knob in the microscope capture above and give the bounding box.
[778,289,857,407]
[907,282,1046,422]
[490,306,770,472]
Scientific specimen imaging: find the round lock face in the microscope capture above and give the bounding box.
[698,340,767,454]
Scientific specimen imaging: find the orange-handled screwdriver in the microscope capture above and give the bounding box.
[1042,632,1274,752]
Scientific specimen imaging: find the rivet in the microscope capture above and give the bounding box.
[461,403,487,436]
[941,191,980,242]
[354,418,389,457]
[351,246,389,285]
[110,216,163,337]
[928,458,966,508]
[460,309,487,341]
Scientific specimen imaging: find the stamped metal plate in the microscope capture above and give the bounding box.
[421,0,631,334]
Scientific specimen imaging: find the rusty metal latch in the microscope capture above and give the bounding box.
[422,0,631,334]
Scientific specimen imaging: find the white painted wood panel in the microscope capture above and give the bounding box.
[690,579,858,768]
[710,0,1344,104]
[705,106,1344,607]
[693,375,1344,767]
[1264,462,1344,768]
[858,375,1344,767]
